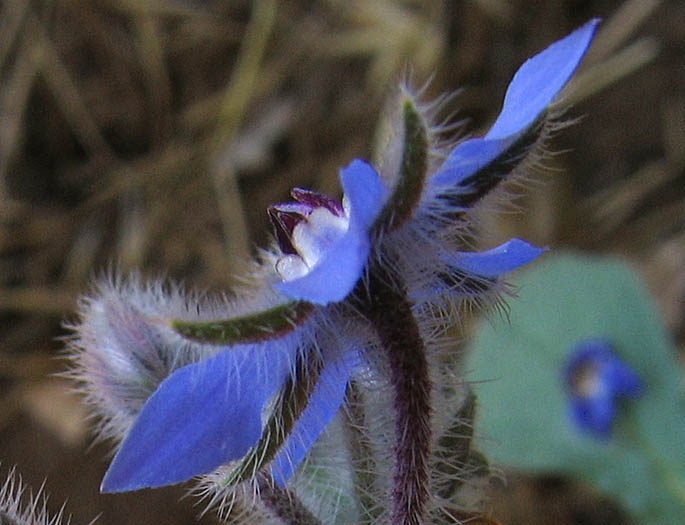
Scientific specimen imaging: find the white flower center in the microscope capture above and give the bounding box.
[276,207,349,282]
[572,362,603,398]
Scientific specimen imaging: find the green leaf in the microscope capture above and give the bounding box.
[374,96,428,231]
[170,300,313,344]
[466,253,685,522]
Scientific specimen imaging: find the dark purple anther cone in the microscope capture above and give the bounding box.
[268,188,345,255]
[268,205,305,255]
[291,187,344,217]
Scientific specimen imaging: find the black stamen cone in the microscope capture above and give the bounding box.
[268,206,303,255]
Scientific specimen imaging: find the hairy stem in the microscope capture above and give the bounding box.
[256,473,322,525]
[432,389,480,499]
[0,512,21,525]
[356,266,433,525]
[223,348,322,486]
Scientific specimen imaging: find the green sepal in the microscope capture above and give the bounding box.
[432,389,488,499]
[170,300,313,345]
[221,348,323,487]
[374,96,428,231]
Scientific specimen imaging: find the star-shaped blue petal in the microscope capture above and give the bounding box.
[101,342,297,492]
[87,21,603,504]
[270,349,359,485]
[433,19,599,189]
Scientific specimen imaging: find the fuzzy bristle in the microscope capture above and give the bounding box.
[0,468,69,525]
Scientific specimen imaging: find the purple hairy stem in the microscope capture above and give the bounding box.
[355,265,433,525]
[256,473,322,525]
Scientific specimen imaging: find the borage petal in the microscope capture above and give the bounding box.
[276,229,370,304]
[277,160,386,305]
[599,353,644,398]
[270,350,358,485]
[446,238,546,278]
[101,343,296,492]
[487,18,599,139]
[570,394,614,438]
[433,19,599,189]
[432,136,516,188]
[341,159,386,231]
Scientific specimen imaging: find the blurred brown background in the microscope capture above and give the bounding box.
[0,0,682,523]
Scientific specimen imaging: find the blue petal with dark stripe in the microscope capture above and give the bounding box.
[101,343,296,492]
[433,19,599,188]
[270,350,358,485]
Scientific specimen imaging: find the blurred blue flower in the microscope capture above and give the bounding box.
[82,19,599,494]
[564,338,644,438]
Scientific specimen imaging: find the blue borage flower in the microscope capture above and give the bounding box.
[564,338,643,439]
[67,19,599,523]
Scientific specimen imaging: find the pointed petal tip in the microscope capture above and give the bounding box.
[97,346,295,493]
[432,20,600,189]
[99,476,119,494]
[449,238,546,279]
[100,470,139,494]
[340,158,386,230]
[486,18,600,139]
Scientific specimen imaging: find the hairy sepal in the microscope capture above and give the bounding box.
[218,349,324,488]
[374,96,429,232]
[431,388,481,500]
[171,300,313,345]
[194,474,320,525]
[425,19,599,221]
[63,275,213,443]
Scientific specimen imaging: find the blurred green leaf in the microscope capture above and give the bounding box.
[466,253,685,523]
